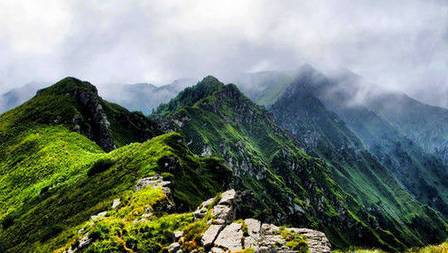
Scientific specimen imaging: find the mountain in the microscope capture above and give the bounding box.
[102,78,195,115]
[0,77,233,252]
[0,78,194,116]
[0,82,47,113]
[1,75,447,252]
[153,76,446,251]
[270,73,448,249]
[0,77,162,151]
[274,66,448,218]
[366,92,448,164]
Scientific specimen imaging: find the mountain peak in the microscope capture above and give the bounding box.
[37,76,98,97]
[195,75,224,92]
[153,75,226,116]
[201,75,220,83]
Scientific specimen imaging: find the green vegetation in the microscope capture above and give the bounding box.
[0,75,447,252]
[87,158,115,176]
[333,249,388,253]
[408,242,448,253]
[153,76,435,251]
[333,242,448,253]
[270,80,448,249]
[0,78,231,252]
[280,227,309,253]
[0,77,161,151]
[43,187,194,253]
[0,128,230,252]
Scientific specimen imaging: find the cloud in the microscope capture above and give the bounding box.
[0,0,446,106]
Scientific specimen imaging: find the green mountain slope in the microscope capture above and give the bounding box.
[153,76,445,251]
[270,78,448,250]
[278,66,448,218]
[366,92,448,164]
[0,78,231,252]
[0,77,162,151]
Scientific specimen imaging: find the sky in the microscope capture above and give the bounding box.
[0,0,447,106]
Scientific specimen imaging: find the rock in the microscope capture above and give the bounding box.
[244,218,261,248]
[214,223,243,251]
[135,175,171,191]
[167,242,181,253]
[218,189,236,205]
[66,234,91,253]
[201,224,223,247]
[258,224,285,249]
[112,198,120,209]
[90,211,107,221]
[194,197,215,219]
[287,228,331,253]
[78,235,92,249]
[173,230,184,241]
[212,204,233,224]
[73,86,116,151]
[178,189,331,253]
[210,247,225,253]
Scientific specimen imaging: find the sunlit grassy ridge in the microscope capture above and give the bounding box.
[0,127,230,252]
[0,78,231,252]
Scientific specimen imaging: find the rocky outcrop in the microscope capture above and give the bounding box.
[172,189,331,253]
[71,84,116,151]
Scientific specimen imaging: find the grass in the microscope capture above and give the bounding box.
[279,227,309,253]
[151,75,444,252]
[332,242,448,253]
[0,128,231,252]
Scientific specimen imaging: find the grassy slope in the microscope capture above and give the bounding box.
[154,76,436,251]
[270,83,448,249]
[0,78,231,252]
[0,77,162,150]
[258,66,448,219]
[368,93,448,159]
[333,241,448,253]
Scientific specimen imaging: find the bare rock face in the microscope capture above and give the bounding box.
[244,218,261,248]
[135,175,171,191]
[213,223,243,251]
[288,228,331,253]
[202,224,223,247]
[135,174,175,213]
[72,86,116,152]
[179,189,331,253]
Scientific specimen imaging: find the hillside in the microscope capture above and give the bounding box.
[366,92,448,164]
[0,78,233,252]
[270,77,448,249]
[259,66,448,218]
[0,77,162,151]
[298,67,448,218]
[153,76,446,251]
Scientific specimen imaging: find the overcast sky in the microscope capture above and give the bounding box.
[0,0,447,105]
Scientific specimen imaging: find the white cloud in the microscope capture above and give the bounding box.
[0,0,446,106]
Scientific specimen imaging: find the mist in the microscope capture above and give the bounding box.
[0,0,447,107]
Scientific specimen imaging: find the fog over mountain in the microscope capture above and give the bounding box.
[0,0,447,106]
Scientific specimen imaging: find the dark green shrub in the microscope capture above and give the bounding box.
[40,225,64,243]
[87,158,115,176]
[1,216,14,229]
